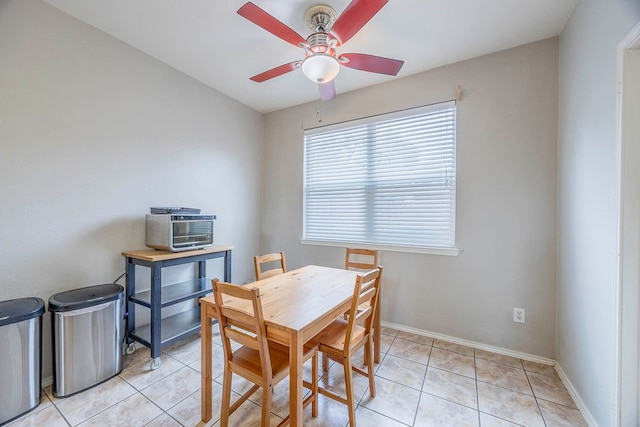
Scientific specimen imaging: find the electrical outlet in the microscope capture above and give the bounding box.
[513,307,525,323]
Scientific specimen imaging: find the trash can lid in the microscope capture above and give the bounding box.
[0,297,45,327]
[49,283,124,312]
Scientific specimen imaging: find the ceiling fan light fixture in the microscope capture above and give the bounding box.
[301,54,340,83]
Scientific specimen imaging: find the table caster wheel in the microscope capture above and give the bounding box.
[150,358,161,370]
[125,343,136,355]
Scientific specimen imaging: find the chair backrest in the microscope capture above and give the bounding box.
[344,267,383,351]
[345,248,378,271]
[254,251,287,280]
[212,279,273,382]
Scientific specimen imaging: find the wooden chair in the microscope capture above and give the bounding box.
[344,248,378,271]
[344,248,382,363]
[312,267,382,427]
[254,251,287,280]
[211,279,318,427]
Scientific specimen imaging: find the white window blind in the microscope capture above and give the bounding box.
[303,100,456,250]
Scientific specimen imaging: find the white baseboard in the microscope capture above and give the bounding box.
[381,320,555,365]
[42,376,53,388]
[554,363,598,427]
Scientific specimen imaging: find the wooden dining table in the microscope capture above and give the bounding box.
[200,264,377,426]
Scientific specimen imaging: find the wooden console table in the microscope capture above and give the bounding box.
[123,245,232,369]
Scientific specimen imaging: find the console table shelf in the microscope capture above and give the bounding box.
[129,278,212,308]
[131,307,202,348]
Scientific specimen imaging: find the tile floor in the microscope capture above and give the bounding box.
[7,326,587,426]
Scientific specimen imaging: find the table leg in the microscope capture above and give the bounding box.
[224,250,232,282]
[289,331,304,427]
[201,307,213,422]
[125,257,135,346]
[150,263,162,360]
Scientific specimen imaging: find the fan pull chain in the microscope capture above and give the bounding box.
[316,98,323,123]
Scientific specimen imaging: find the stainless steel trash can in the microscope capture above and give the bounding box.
[0,297,44,425]
[49,284,125,398]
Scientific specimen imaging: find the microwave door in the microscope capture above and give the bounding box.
[173,221,213,249]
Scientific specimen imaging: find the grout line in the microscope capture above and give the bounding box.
[411,338,434,427]
[51,402,72,427]
[474,345,481,427]
[478,410,527,426]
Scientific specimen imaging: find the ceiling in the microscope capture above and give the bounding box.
[42,0,578,113]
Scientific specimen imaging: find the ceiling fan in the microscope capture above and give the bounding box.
[237,0,404,102]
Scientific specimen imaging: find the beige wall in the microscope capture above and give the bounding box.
[263,38,559,358]
[557,0,640,424]
[0,0,264,379]
[620,46,640,427]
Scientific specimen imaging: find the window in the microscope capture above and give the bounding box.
[302,100,457,254]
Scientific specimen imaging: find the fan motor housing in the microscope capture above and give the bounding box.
[304,5,337,32]
[306,32,335,55]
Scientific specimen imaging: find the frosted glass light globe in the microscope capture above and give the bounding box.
[301,54,340,83]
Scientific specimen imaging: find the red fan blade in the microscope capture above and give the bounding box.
[339,53,404,76]
[329,0,388,46]
[250,61,300,82]
[319,81,336,102]
[237,2,306,48]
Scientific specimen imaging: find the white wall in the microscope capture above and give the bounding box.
[557,0,640,425]
[620,45,640,427]
[263,38,559,358]
[0,0,264,379]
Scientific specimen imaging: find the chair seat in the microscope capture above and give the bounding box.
[232,341,317,381]
[232,342,290,379]
[313,318,366,356]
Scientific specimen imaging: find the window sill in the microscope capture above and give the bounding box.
[300,239,460,256]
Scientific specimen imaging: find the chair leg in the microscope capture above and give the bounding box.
[312,352,319,418]
[374,302,381,363]
[322,352,329,373]
[364,338,376,397]
[262,384,273,427]
[220,370,233,427]
[373,327,380,364]
[343,356,356,427]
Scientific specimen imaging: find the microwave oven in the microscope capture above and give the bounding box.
[145,214,215,252]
